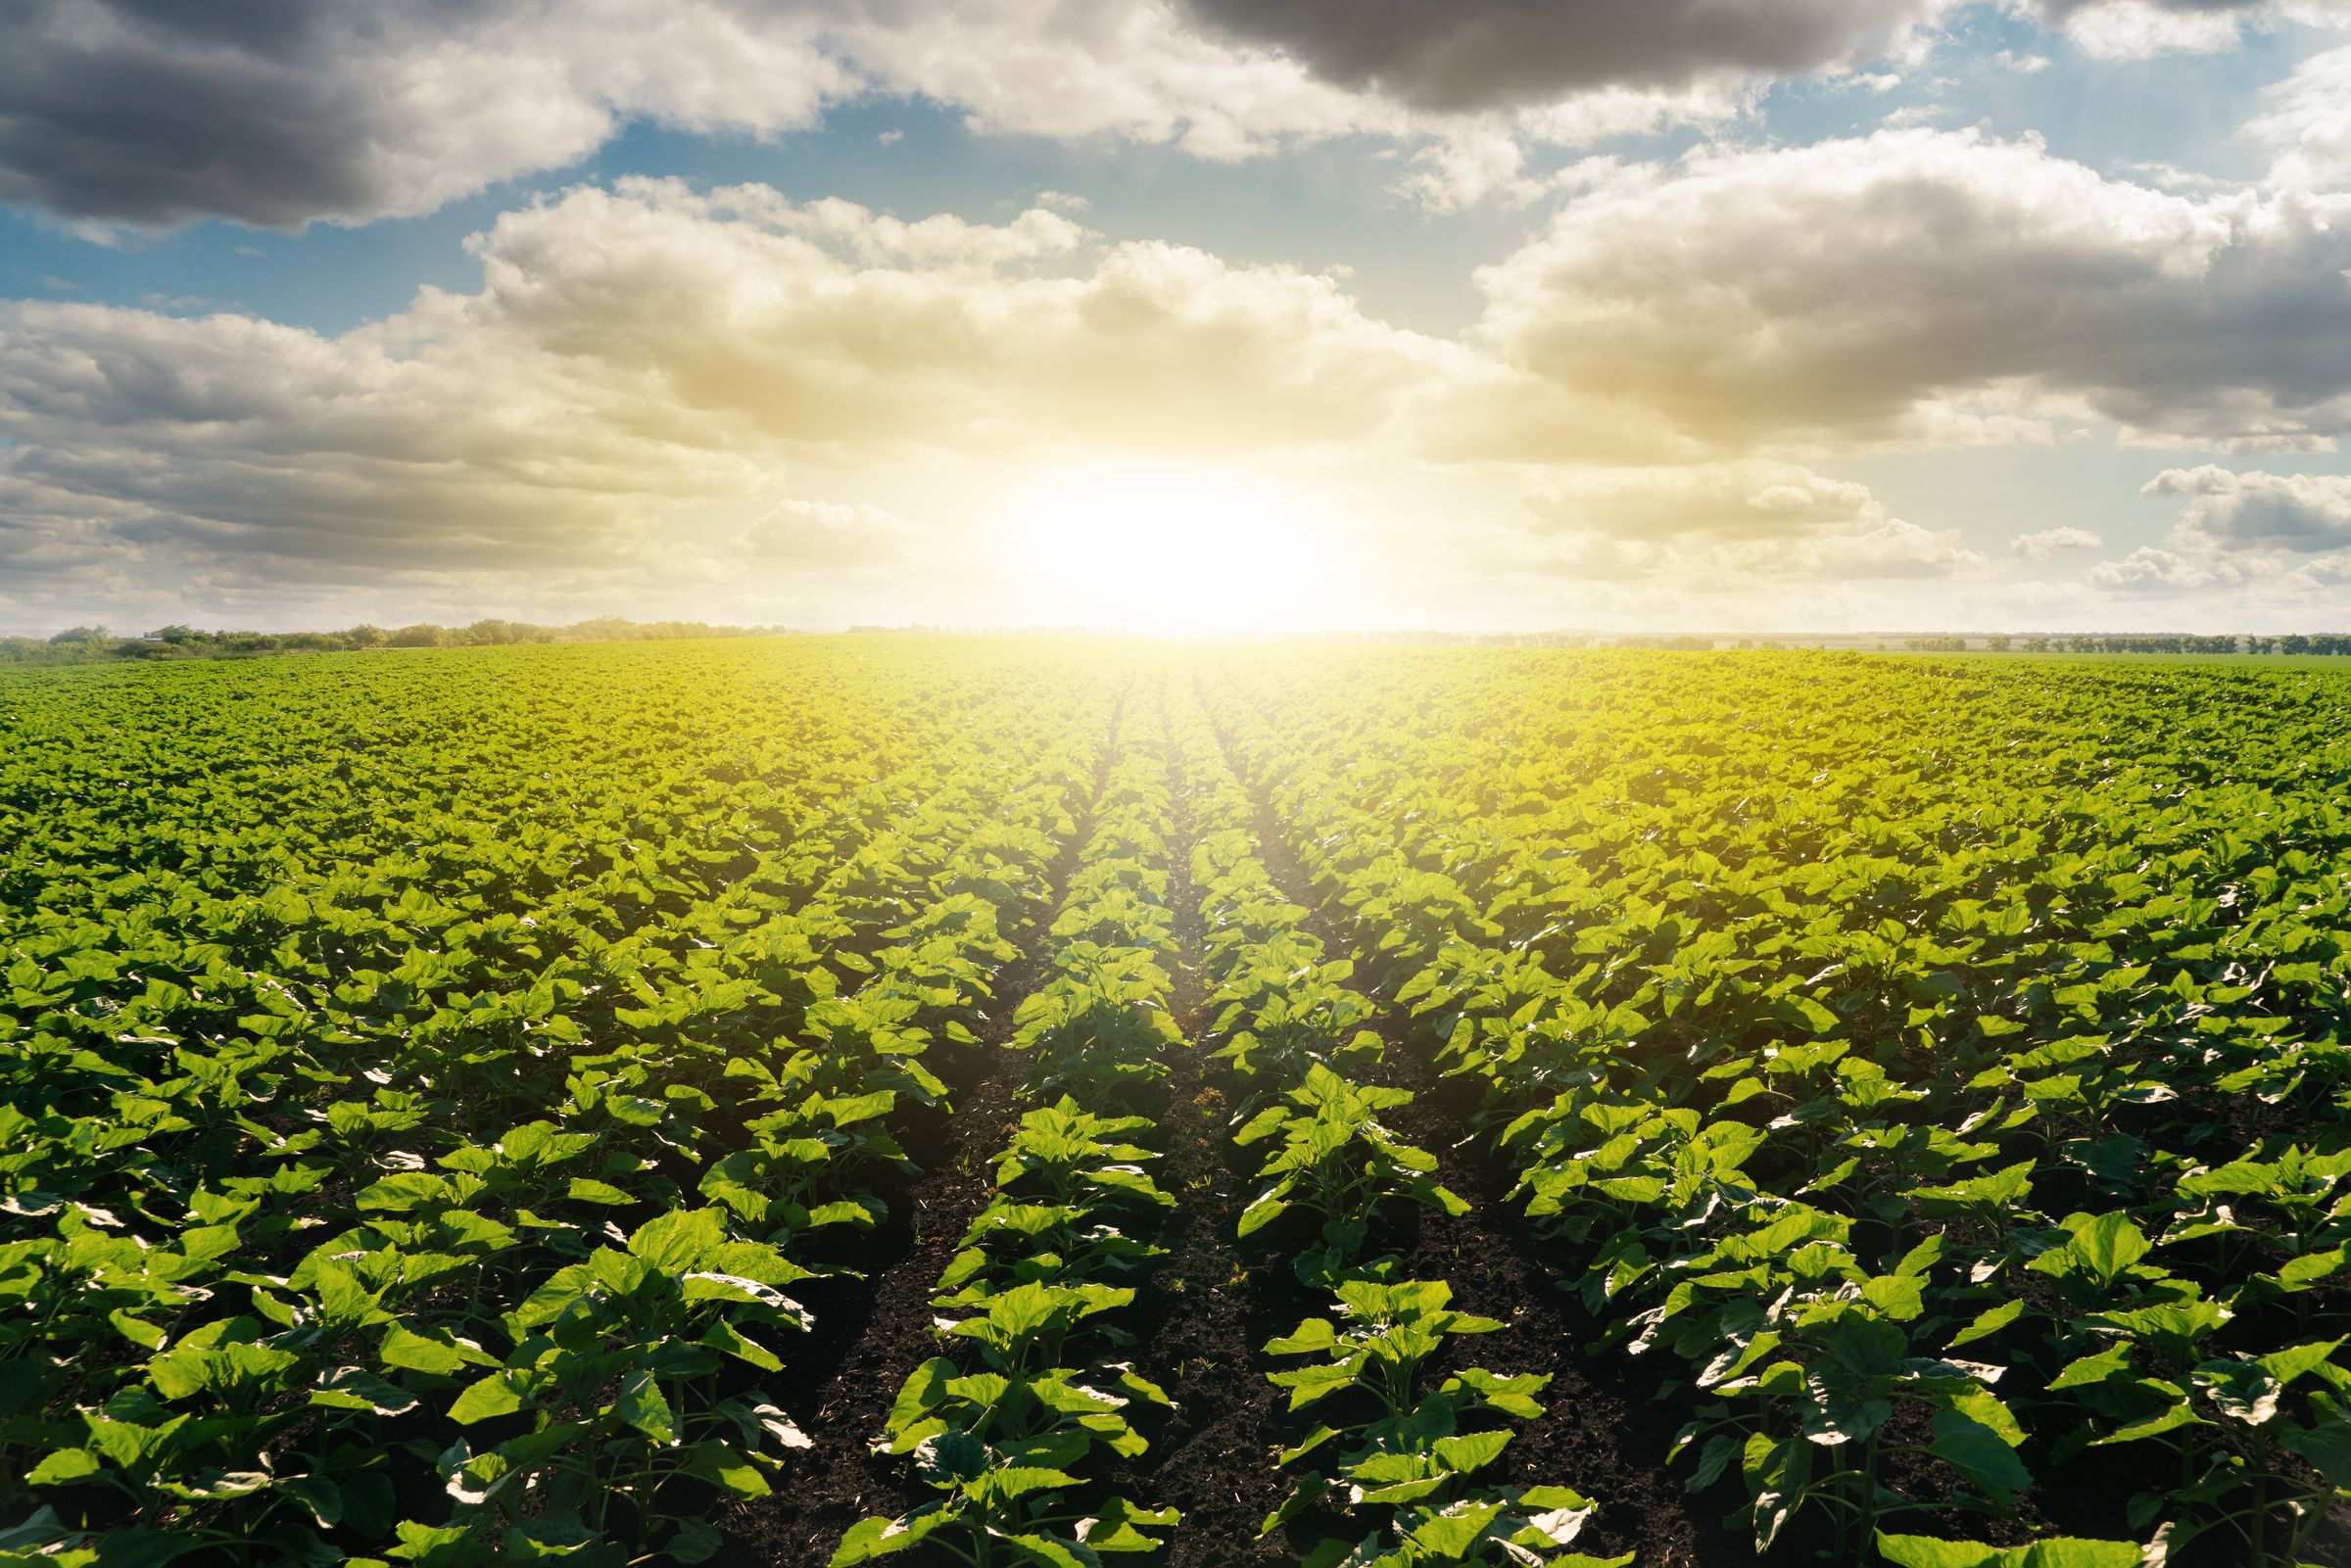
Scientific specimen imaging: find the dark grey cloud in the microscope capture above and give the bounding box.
[1176,0,1946,112]
[1,2,451,227]
[0,0,849,230]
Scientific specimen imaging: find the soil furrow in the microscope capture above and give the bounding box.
[712,691,1131,1568]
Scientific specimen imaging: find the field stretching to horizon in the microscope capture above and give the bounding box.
[4,636,2350,1568]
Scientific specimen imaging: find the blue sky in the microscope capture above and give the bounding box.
[3,0,2351,635]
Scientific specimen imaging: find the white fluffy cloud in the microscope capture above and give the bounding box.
[2014,0,2351,59]
[0,179,1462,598]
[1508,461,1985,581]
[2248,45,2351,191]
[2142,463,2351,547]
[2083,464,2351,593]
[2011,525,2105,555]
[1471,127,2351,458]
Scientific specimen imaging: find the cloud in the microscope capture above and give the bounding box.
[2032,0,2257,58]
[0,1,839,229]
[2141,463,2351,548]
[735,499,923,567]
[2078,463,2351,594]
[1471,127,2351,459]
[2086,545,2251,589]
[0,0,1397,231]
[2011,525,2104,555]
[1176,0,1950,114]
[2009,0,2351,58]
[0,178,1462,596]
[1523,461,1886,539]
[24,0,2321,235]
[1506,461,1985,581]
[2247,45,2351,191]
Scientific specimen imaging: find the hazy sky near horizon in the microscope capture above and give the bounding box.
[6,1,2351,635]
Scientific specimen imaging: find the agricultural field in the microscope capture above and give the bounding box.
[4,638,2350,1568]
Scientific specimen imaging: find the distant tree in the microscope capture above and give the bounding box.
[150,624,212,645]
[1986,635,2011,651]
[345,624,387,647]
[388,624,446,648]
[47,625,110,645]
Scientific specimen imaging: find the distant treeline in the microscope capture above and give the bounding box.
[0,617,804,664]
[1903,635,2350,654]
[848,625,1682,648]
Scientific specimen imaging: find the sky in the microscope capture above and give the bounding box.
[5,1,2351,636]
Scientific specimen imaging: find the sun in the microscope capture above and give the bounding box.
[1005,462,1347,629]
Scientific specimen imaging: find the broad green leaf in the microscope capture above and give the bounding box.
[611,1371,676,1446]
[629,1208,725,1271]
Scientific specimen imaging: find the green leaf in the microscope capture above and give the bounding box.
[905,1430,986,1489]
[1948,1300,2025,1349]
[629,1208,725,1271]
[966,1467,1080,1507]
[702,1318,785,1373]
[1237,1194,1287,1237]
[2014,1542,2145,1568]
[2278,1246,2348,1287]
[2047,1345,2133,1391]
[565,1179,633,1205]
[611,1371,676,1446]
[997,1535,1093,1568]
[1411,1501,1503,1557]
[1862,1275,1925,1320]
[1266,1318,1338,1355]
[2254,1338,2344,1388]
[1073,1497,1178,1552]
[683,1441,770,1499]
[2278,1416,2351,1487]
[380,1325,498,1375]
[275,1476,346,1530]
[830,1508,950,1565]
[1947,1391,2026,1449]
[663,1521,725,1566]
[26,1449,103,1486]
[449,1371,532,1425]
[1927,1411,2031,1498]
[93,1533,203,1568]
[1431,1430,1513,1474]
[2068,1212,2150,1284]
[2091,1402,2205,1447]
[888,1360,956,1434]
[312,1364,419,1415]
[1873,1535,2000,1568]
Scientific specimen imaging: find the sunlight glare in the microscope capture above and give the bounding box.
[1006,463,1344,629]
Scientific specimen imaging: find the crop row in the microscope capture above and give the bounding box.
[1195,648,2351,1564]
[0,642,1143,1568]
[7,640,2351,1568]
[840,687,1186,1566]
[1162,689,1624,1568]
